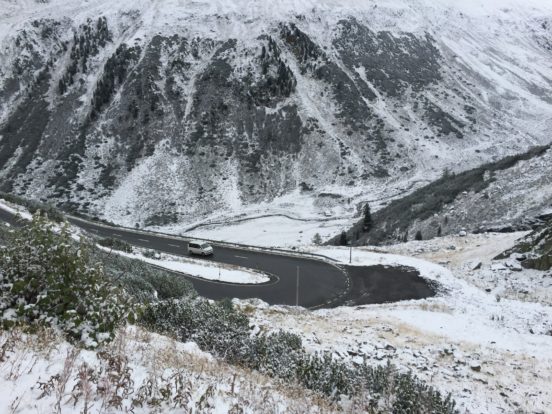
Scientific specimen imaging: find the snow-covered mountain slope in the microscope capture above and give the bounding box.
[335,144,552,246]
[1,0,552,234]
[416,147,552,236]
[398,145,552,243]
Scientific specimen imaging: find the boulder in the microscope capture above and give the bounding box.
[469,360,481,372]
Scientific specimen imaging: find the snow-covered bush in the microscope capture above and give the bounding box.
[0,215,133,347]
[140,298,457,412]
[98,252,196,302]
[391,369,457,413]
[97,237,133,253]
[296,352,353,398]
[147,271,195,300]
[250,330,304,380]
[140,297,252,363]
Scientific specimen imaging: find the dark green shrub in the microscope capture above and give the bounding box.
[0,215,133,347]
[98,237,133,253]
[296,352,353,398]
[251,331,303,380]
[139,298,457,412]
[92,250,196,302]
[140,298,252,363]
[392,370,456,413]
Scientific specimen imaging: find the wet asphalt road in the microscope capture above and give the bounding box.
[0,207,435,308]
[0,209,349,308]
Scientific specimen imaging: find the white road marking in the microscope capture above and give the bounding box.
[168,244,180,248]
[235,255,248,259]
[113,233,122,237]
[138,238,149,243]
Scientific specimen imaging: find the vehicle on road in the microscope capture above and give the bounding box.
[188,241,214,256]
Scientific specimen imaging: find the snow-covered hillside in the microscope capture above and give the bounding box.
[1,0,552,242]
[249,231,552,413]
[402,146,552,242]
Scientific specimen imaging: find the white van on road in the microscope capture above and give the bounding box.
[188,240,214,256]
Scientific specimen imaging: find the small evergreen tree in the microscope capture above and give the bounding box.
[312,233,322,245]
[441,167,454,179]
[415,230,423,241]
[58,78,66,95]
[339,231,348,246]
[437,225,442,237]
[363,203,372,231]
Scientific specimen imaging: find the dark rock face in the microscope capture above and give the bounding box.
[422,99,465,139]
[499,220,552,271]
[334,18,442,97]
[281,23,376,130]
[0,69,51,192]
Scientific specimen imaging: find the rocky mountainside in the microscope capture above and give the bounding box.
[1,0,552,230]
[340,144,552,245]
[497,216,552,270]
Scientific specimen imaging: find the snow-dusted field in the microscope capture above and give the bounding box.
[246,233,552,413]
[186,214,349,248]
[0,326,337,414]
[155,184,412,247]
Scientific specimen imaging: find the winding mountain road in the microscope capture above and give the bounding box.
[0,206,435,308]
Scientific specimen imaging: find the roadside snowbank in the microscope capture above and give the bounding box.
[310,246,450,283]
[0,198,32,221]
[99,246,271,285]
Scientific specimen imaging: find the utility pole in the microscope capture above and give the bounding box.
[296,266,300,306]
